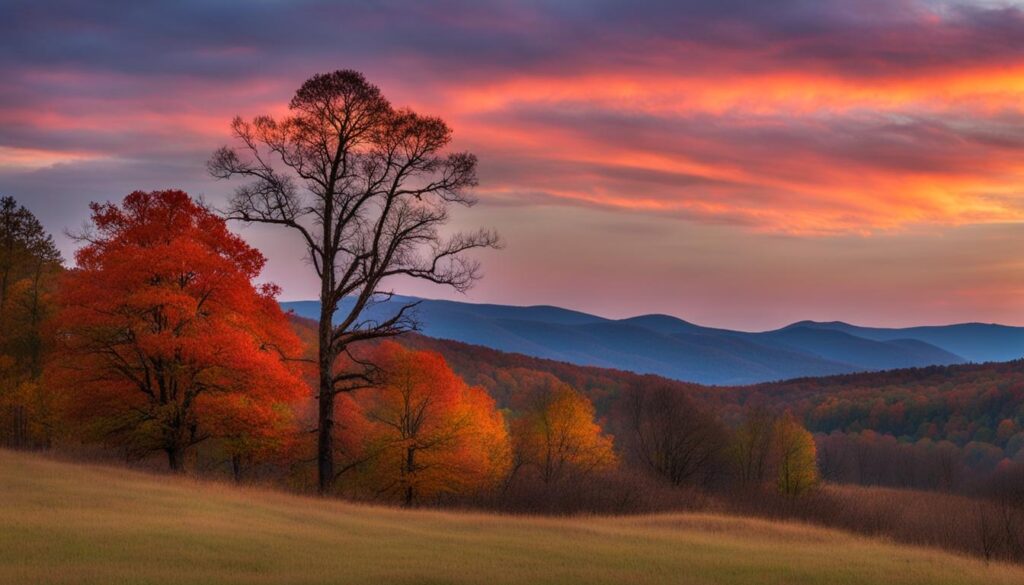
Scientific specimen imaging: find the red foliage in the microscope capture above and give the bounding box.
[336,342,511,504]
[49,190,306,471]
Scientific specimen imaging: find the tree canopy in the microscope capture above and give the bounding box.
[511,383,616,484]
[337,342,510,505]
[0,196,62,447]
[49,190,306,470]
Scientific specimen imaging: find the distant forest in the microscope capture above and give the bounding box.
[402,334,1024,493]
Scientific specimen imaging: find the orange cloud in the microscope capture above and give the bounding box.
[5,2,1024,236]
[0,146,99,169]
[428,63,1024,234]
[445,65,1024,116]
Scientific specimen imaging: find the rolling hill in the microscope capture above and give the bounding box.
[281,297,1006,385]
[783,321,1024,363]
[3,450,1020,585]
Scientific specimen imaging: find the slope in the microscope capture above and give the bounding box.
[1,449,1020,585]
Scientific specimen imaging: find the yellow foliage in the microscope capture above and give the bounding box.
[512,383,617,483]
[773,412,820,496]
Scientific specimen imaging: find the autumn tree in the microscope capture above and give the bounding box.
[510,383,616,485]
[0,197,62,368]
[209,69,500,493]
[338,342,510,505]
[621,383,728,487]
[729,407,777,487]
[209,395,300,483]
[0,196,62,448]
[772,412,820,495]
[728,408,819,495]
[50,190,306,471]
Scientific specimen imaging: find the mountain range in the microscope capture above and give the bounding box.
[281,296,1024,385]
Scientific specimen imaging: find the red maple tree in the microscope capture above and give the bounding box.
[50,190,306,471]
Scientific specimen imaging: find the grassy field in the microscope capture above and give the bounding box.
[1,450,1021,585]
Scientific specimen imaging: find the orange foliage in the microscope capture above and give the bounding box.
[511,383,617,484]
[49,190,306,471]
[338,342,511,505]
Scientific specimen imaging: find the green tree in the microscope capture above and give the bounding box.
[0,196,61,371]
[0,196,62,448]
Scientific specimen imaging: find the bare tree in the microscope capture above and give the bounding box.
[622,383,728,488]
[208,70,499,493]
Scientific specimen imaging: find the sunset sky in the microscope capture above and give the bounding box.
[3,0,1024,329]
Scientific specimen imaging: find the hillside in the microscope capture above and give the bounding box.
[696,359,1024,443]
[282,297,990,385]
[2,450,1021,585]
[285,311,1024,492]
[390,333,1024,490]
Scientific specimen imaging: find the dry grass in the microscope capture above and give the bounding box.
[717,482,1024,562]
[1,449,1021,585]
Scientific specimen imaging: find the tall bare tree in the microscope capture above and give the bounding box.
[208,70,499,493]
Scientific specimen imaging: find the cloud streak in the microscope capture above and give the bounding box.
[4,0,1024,232]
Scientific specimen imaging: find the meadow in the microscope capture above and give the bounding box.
[1,449,1021,585]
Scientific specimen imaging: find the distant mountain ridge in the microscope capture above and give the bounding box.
[281,297,1022,385]
[781,320,1024,363]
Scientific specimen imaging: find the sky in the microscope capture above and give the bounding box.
[2,0,1024,330]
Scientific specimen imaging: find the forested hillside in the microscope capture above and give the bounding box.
[697,362,1024,490]
[393,331,1024,492]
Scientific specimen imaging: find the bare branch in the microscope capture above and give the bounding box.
[207,69,500,493]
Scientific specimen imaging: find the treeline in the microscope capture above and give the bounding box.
[1,191,817,510]
[696,363,1024,492]
[8,189,1020,505]
[399,335,1024,495]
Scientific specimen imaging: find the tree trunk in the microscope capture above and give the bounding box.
[167,446,183,472]
[0,260,10,325]
[232,454,243,483]
[317,307,336,494]
[404,447,416,507]
[28,260,43,376]
[12,405,25,448]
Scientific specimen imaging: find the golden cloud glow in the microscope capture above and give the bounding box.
[0,146,99,170]
[432,64,1024,234]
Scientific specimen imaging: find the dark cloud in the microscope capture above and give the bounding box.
[5,1,1024,84]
